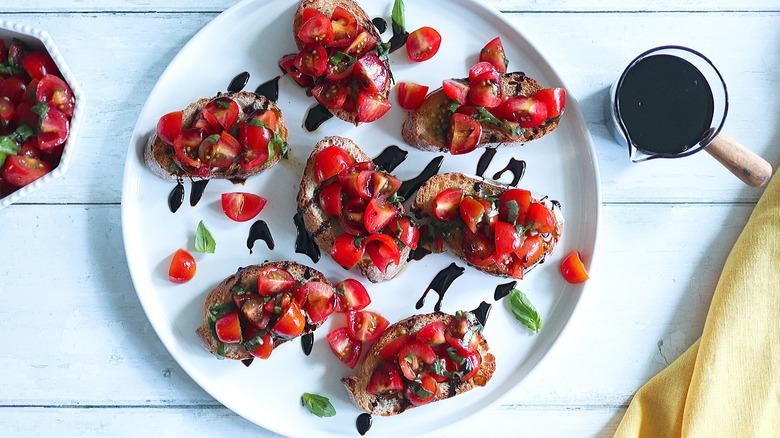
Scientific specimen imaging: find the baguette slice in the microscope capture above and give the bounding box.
[411,172,563,278]
[195,261,328,361]
[297,136,411,283]
[291,0,391,126]
[342,311,496,416]
[145,91,288,181]
[401,73,559,152]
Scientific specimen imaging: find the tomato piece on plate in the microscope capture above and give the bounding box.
[442,79,469,105]
[396,82,429,110]
[214,311,242,343]
[459,195,485,234]
[203,96,239,130]
[246,331,274,359]
[468,62,498,82]
[347,310,389,342]
[405,375,438,406]
[468,69,503,108]
[532,87,566,119]
[387,217,419,250]
[279,53,311,87]
[560,250,589,283]
[433,188,462,221]
[330,234,365,269]
[334,278,371,312]
[398,340,437,380]
[312,81,348,109]
[378,332,412,361]
[494,221,523,256]
[367,362,404,395]
[344,31,377,57]
[256,265,296,296]
[524,202,555,233]
[327,327,363,369]
[364,198,398,234]
[0,76,27,104]
[295,43,329,77]
[462,230,495,267]
[297,8,334,45]
[516,234,545,268]
[199,131,240,168]
[302,281,336,324]
[221,192,267,222]
[318,181,343,217]
[156,111,183,146]
[168,248,196,283]
[173,128,205,169]
[272,302,306,339]
[363,233,401,273]
[503,96,547,128]
[314,145,354,182]
[36,75,74,117]
[416,321,446,346]
[353,54,389,94]
[330,6,358,47]
[449,113,482,155]
[37,107,70,152]
[479,37,508,74]
[357,91,391,123]
[406,26,442,62]
[499,188,532,224]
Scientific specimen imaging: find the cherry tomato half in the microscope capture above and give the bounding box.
[214,311,242,343]
[503,96,547,128]
[203,96,240,130]
[357,91,392,123]
[396,82,429,110]
[297,8,334,45]
[433,188,462,221]
[366,361,404,394]
[314,145,354,182]
[479,37,508,74]
[560,250,589,283]
[318,181,343,217]
[334,278,371,312]
[363,233,401,273]
[353,54,389,94]
[330,6,358,47]
[363,198,398,234]
[302,281,336,324]
[459,195,485,234]
[256,265,296,296]
[397,340,436,380]
[442,79,469,105]
[168,248,196,283]
[272,302,306,339]
[2,155,51,187]
[294,43,329,77]
[347,310,390,342]
[221,192,267,222]
[331,234,365,269]
[327,327,363,369]
[468,69,503,108]
[449,113,482,155]
[532,87,566,119]
[156,111,183,146]
[406,26,442,62]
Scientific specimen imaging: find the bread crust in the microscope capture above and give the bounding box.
[296,136,411,283]
[292,0,391,126]
[411,172,563,278]
[144,91,288,181]
[342,312,496,416]
[195,261,329,360]
[401,73,559,152]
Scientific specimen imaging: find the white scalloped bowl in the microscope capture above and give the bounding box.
[0,20,85,208]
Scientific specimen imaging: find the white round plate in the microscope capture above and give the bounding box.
[121,0,600,436]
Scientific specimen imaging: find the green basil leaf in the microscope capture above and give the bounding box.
[12,125,34,143]
[301,393,336,418]
[506,199,519,225]
[391,0,406,34]
[0,136,20,155]
[195,220,216,253]
[32,102,49,118]
[508,288,541,333]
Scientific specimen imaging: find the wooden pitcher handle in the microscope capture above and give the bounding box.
[704,134,773,187]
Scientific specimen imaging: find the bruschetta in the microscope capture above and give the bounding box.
[280,0,393,125]
[411,172,563,279]
[195,261,335,361]
[342,310,495,415]
[297,136,418,283]
[145,91,288,180]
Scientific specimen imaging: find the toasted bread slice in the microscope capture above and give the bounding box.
[297,136,411,283]
[401,73,559,152]
[195,261,328,361]
[145,91,288,181]
[411,172,563,278]
[342,311,496,416]
[292,0,391,126]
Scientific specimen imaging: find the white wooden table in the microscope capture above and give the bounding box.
[1,1,777,436]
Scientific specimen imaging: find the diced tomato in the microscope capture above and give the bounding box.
[168,248,196,283]
[499,189,532,224]
[396,82,429,110]
[339,169,372,200]
[494,250,524,279]
[516,234,545,268]
[272,302,306,339]
[378,332,412,361]
[199,131,240,168]
[353,54,389,94]
[494,221,522,256]
[364,198,398,234]
[302,281,336,324]
[344,31,377,57]
[156,111,182,146]
[504,96,547,128]
[36,75,74,117]
[405,375,438,406]
[449,113,482,155]
[238,116,273,170]
[532,87,566,119]
[366,362,404,394]
[237,296,269,329]
[459,196,485,234]
[297,8,334,45]
[0,76,27,104]
[256,265,296,296]
[462,230,495,267]
[406,27,442,62]
[560,250,589,283]
[479,37,508,74]
[369,171,401,200]
[524,202,555,233]
[416,321,446,346]
[221,192,267,222]
[246,331,274,359]
[363,233,401,273]
[294,43,329,77]
[445,314,480,355]
[398,341,436,380]
[314,145,354,182]
[468,69,503,108]
[215,312,242,343]
[279,53,312,87]
[334,278,371,312]
[203,96,240,130]
[433,188,462,221]
[22,51,60,80]
[468,62,498,82]
[327,327,363,368]
[312,81,348,109]
[357,91,391,123]
[325,55,355,81]
[329,6,358,47]
[173,128,205,169]
[347,310,389,342]
[442,79,469,105]
[455,349,482,381]
[387,217,419,250]
[317,181,342,217]
[330,234,365,269]
[340,197,369,236]
[0,97,14,123]
[37,107,70,152]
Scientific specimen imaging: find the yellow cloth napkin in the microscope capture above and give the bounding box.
[614,172,780,437]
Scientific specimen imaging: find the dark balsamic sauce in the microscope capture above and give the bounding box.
[389,32,409,53]
[398,155,443,200]
[416,263,465,311]
[247,220,274,254]
[476,147,497,177]
[293,212,321,263]
[372,145,408,172]
[471,301,492,327]
[168,179,184,213]
[492,158,526,187]
[241,358,254,367]
[356,413,372,435]
[190,180,208,207]
[304,104,333,132]
[255,76,280,102]
[494,280,516,301]
[371,17,387,33]
[408,246,432,261]
[228,71,250,93]
[301,333,314,356]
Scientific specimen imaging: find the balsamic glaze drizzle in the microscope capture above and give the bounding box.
[476,147,497,178]
[293,212,321,263]
[301,333,314,356]
[371,17,387,33]
[255,76,280,102]
[356,413,373,436]
[241,358,254,367]
[398,155,443,200]
[247,220,274,254]
[494,280,517,301]
[416,263,465,311]
[168,179,185,213]
[372,145,408,172]
[492,158,526,187]
[190,180,209,207]
[471,301,493,327]
[228,71,250,93]
[408,246,432,261]
[304,104,334,132]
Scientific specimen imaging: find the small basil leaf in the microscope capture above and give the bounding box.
[195,220,216,253]
[391,0,406,34]
[508,288,541,333]
[301,393,336,418]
